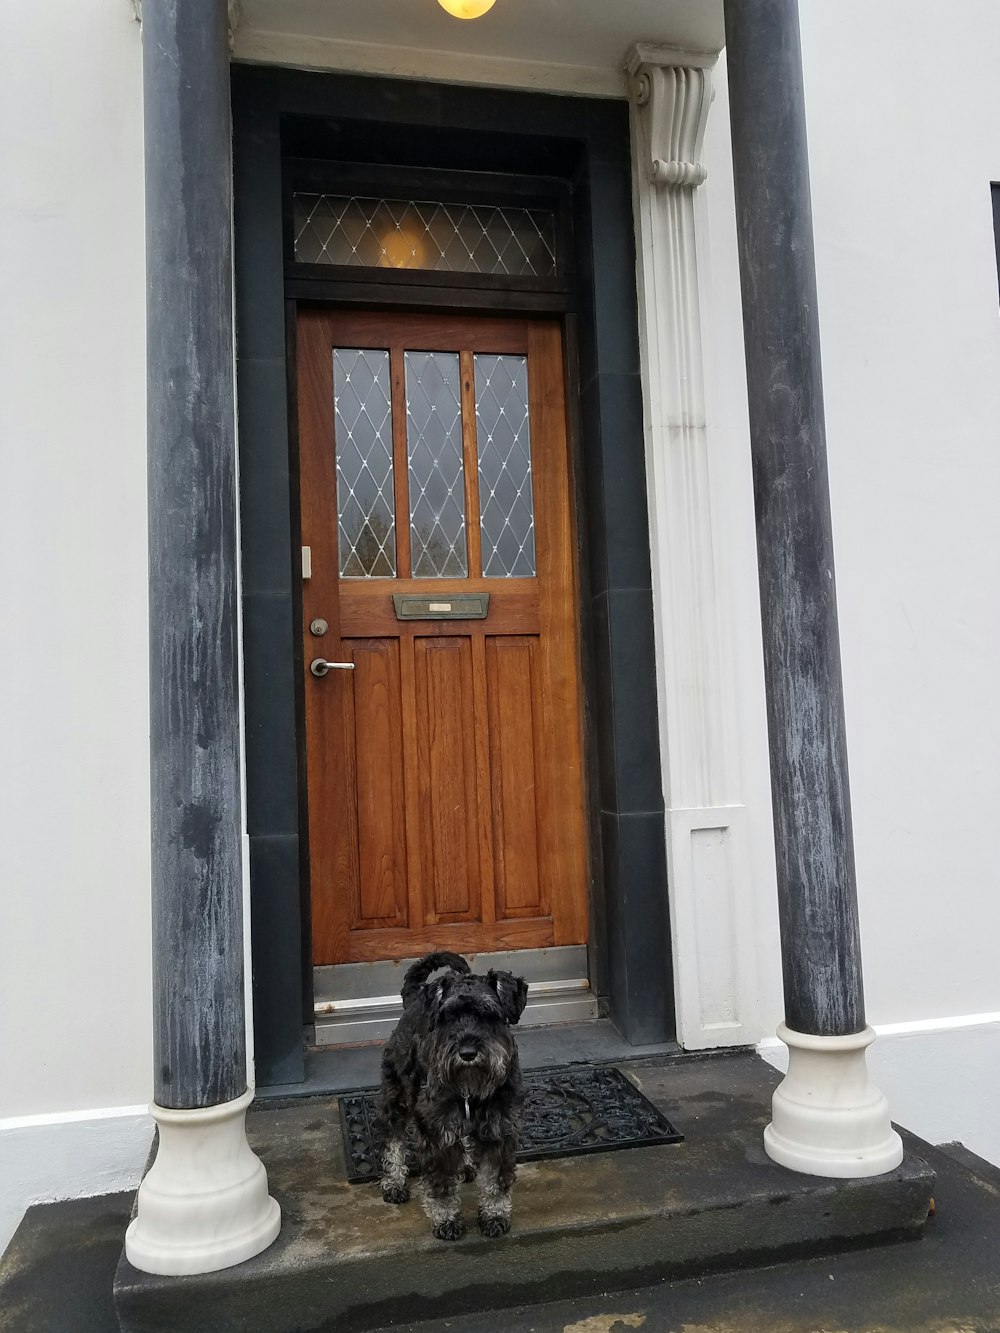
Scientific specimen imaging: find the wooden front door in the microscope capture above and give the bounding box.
[297,310,588,965]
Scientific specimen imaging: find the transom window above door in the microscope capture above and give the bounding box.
[332,342,537,581]
[294,194,558,279]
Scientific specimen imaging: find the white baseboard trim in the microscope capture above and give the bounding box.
[0,1104,154,1259]
[869,1011,1000,1039]
[0,1103,150,1132]
[758,1010,1000,1050]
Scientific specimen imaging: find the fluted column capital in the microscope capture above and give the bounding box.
[626,45,716,188]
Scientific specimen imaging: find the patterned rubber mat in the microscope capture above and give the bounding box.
[339,1063,683,1183]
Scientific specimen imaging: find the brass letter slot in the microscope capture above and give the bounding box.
[392,593,490,621]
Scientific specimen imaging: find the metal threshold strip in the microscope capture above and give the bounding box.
[313,946,598,1047]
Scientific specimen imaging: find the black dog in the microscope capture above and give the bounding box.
[375,951,528,1240]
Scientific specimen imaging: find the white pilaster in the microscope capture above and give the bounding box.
[124,1090,281,1276]
[626,45,758,1050]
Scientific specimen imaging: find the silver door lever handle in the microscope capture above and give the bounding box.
[310,658,355,677]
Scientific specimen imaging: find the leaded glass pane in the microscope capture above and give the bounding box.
[405,352,467,579]
[474,355,536,578]
[294,195,557,279]
[333,349,395,578]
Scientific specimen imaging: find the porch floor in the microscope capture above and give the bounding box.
[11,1050,997,1333]
[109,1051,935,1333]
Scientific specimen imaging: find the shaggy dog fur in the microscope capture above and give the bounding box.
[375,950,529,1241]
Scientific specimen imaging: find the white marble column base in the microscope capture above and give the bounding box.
[764,1024,904,1178]
[125,1088,281,1276]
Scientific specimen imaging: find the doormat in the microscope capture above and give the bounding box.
[339,1064,683,1184]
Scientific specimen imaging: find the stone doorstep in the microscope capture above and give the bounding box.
[113,1053,936,1333]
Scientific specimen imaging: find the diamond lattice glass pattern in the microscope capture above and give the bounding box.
[405,352,467,579]
[333,349,396,578]
[294,195,557,279]
[474,355,536,578]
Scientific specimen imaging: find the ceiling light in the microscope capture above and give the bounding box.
[437,0,497,18]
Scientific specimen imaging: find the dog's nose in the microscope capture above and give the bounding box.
[458,1045,478,1062]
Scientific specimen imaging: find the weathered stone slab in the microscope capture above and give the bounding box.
[113,1053,934,1333]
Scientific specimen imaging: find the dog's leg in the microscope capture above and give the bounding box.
[476,1138,516,1238]
[376,1069,411,1204]
[461,1132,478,1183]
[419,1140,466,1241]
[379,1135,409,1205]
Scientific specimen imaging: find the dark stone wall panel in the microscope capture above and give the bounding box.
[598,812,629,1036]
[607,589,664,816]
[589,592,617,814]
[585,158,643,380]
[237,358,294,599]
[249,834,306,1087]
[232,102,286,364]
[242,592,300,838]
[577,378,609,597]
[618,813,674,1044]
[594,374,653,594]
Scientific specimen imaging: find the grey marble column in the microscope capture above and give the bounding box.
[723,0,865,1040]
[143,0,246,1109]
[128,0,280,1275]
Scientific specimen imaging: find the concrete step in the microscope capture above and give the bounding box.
[0,1192,133,1333]
[358,1134,1000,1333]
[113,1052,935,1333]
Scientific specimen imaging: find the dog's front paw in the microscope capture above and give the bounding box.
[478,1210,511,1239]
[432,1216,466,1242]
[382,1184,409,1205]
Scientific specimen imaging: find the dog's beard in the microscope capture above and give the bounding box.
[441,1036,511,1099]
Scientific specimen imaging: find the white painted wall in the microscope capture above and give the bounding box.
[0,0,152,1252]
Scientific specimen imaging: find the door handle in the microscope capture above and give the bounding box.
[310,658,355,677]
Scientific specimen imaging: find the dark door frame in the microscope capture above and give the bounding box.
[232,65,674,1086]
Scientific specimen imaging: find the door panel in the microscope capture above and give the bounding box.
[414,636,481,924]
[486,636,543,920]
[347,638,407,930]
[298,310,587,965]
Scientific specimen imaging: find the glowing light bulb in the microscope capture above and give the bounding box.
[378,221,429,270]
[437,0,497,18]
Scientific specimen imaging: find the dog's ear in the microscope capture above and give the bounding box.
[487,970,529,1025]
[422,974,450,1024]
